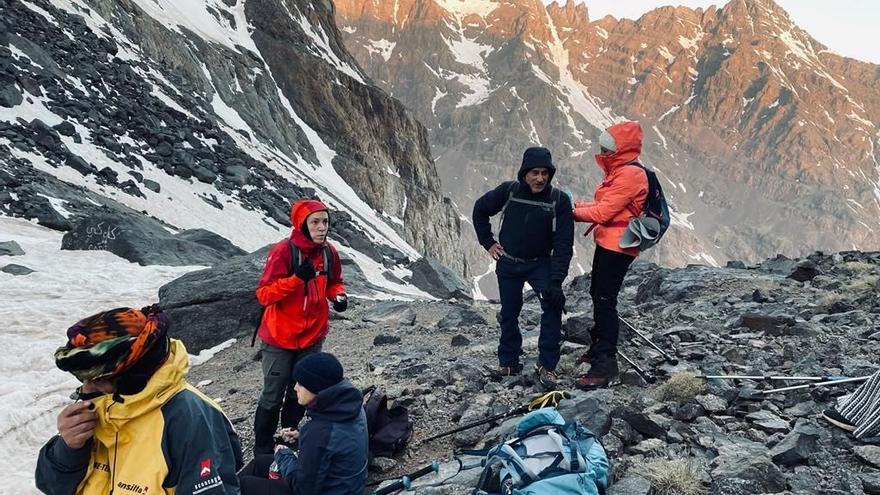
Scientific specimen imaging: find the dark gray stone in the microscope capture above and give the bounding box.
[373,334,401,346]
[737,312,796,335]
[0,241,25,256]
[854,445,880,469]
[769,420,820,466]
[438,306,487,329]
[0,81,22,108]
[61,212,233,266]
[408,257,470,300]
[451,334,470,347]
[711,444,786,493]
[608,475,651,495]
[613,405,667,439]
[143,179,161,193]
[1,263,34,275]
[363,301,414,324]
[176,229,246,258]
[861,473,880,495]
[788,259,820,282]
[158,247,269,352]
[562,314,595,345]
[66,155,96,176]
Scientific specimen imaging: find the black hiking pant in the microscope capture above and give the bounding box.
[496,255,562,371]
[589,245,635,376]
[239,454,292,495]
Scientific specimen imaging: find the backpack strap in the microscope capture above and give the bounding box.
[498,181,519,230]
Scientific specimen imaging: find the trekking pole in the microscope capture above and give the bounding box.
[419,391,572,444]
[372,461,440,495]
[698,375,849,382]
[762,375,871,395]
[619,317,678,365]
[617,349,656,384]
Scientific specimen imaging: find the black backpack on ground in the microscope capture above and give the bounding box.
[362,386,413,458]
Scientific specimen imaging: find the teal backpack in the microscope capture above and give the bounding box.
[468,407,609,495]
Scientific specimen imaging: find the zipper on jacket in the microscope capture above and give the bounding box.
[109,431,118,495]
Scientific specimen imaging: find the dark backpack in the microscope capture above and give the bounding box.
[250,241,334,346]
[627,162,670,250]
[362,386,413,458]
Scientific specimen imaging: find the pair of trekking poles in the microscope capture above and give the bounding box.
[595,317,678,385]
[698,374,872,396]
[368,391,572,494]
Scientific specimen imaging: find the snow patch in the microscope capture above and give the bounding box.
[367,38,396,62]
[189,339,236,366]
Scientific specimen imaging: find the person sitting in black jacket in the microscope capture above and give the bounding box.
[472,147,575,390]
[239,352,368,495]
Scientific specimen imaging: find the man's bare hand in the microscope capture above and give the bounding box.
[279,427,299,443]
[58,401,98,450]
[487,243,505,260]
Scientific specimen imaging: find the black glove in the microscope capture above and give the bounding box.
[332,294,348,312]
[294,258,316,282]
[542,284,566,314]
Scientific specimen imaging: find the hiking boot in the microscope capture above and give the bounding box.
[822,408,856,432]
[576,346,596,365]
[535,365,558,390]
[485,364,522,379]
[574,374,614,390]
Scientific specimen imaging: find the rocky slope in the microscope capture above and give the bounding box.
[189,248,880,494]
[192,252,880,495]
[335,0,880,293]
[0,0,466,282]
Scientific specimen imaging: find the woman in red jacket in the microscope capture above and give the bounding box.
[253,199,347,454]
[573,121,648,389]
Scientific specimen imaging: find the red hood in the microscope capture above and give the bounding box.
[595,121,643,174]
[290,199,329,251]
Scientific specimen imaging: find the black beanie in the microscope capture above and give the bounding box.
[518,147,555,181]
[294,352,344,394]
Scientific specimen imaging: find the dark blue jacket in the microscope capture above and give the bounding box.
[282,379,368,495]
[472,162,574,283]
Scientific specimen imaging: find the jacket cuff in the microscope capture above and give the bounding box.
[47,436,91,471]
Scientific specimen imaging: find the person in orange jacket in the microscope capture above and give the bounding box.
[253,199,347,454]
[572,121,648,389]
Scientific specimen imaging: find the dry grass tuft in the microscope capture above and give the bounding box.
[653,372,705,402]
[635,458,706,495]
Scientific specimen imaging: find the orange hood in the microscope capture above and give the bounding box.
[595,121,643,174]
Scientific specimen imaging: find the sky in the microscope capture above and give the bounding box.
[546,0,880,65]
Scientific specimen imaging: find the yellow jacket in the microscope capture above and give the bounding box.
[36,339,242,495]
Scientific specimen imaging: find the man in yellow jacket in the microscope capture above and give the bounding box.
[35,306,243,495]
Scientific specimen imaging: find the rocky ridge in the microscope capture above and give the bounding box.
[186,249,880,494]
[0,0,466,281]
[335,0,880,295]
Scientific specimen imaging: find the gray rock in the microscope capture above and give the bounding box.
[0,80,22,107]
[438,307,487,329]
[0,241,25,256]
[408,257,471,300]
[861,473,880,495]
[373,334,401,346]
[369,456,398,473]
[629,438,665,455]
[66,154,96,176]
[450,334,470,347]
[614,405,667,439]
[0,263,35,275]
[143,179,161,193]
[711,444,786,493]
[608,475,651,495]
[557,392,613,436]
[176,229,247,258]
[53,121,77,136]
[788,259,820,282]
[158,247,268,352]
[62,212,234,266]
[768,420,820,466]
[709,477,766,495]
[363,301,414,324]
[562,314,595,345]
[695,394,727,413]
[746,410,791,434]
[737,313,796,335]
[854,445,880,468]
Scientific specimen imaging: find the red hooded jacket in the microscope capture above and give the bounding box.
[256,200,346,350]
[573,121,649,257]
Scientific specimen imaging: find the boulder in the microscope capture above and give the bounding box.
[437,306,487,329]
[768,420,820,466]
[176,229,247,258]
[854,445,880,469]
[711,443,786,493]
[788,259,820,282]
[0,240,25,256]
[1,263,34,275]
[158,247,269,352]
[61,211,234,266]
[408,257,470,300]
[608,475,651,495]
[562,314,595,345]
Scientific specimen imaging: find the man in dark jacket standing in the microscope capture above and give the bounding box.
[238,352,368,495]
[472,147,574,389]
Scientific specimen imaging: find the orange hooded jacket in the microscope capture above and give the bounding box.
[573,121,649,257]
[256,200,346,350]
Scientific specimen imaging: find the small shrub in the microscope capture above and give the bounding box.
[635,458,705,495]
[653,372,705,402]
